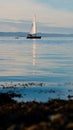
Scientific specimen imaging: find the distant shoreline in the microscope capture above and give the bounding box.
[0,32,73,37]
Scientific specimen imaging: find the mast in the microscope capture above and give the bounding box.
[31,16,36,34]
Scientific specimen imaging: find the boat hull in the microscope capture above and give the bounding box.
[27,36,41,39]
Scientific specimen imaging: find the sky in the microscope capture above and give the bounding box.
[0,0,73,32]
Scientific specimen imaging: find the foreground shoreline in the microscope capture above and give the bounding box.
[0,81,73,103]
[0,93,73,130]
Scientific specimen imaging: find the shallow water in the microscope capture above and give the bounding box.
[0,36,73,102]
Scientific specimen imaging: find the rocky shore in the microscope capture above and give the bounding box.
[0,93,73,130]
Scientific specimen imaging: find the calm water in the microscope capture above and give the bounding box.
[0,36,73,102]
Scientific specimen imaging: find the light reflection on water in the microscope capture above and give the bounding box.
[0,37,73,81]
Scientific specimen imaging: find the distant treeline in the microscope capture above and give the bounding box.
[0,32,73,37]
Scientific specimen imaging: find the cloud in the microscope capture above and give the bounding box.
[0,18,73,34]
[0,0,73,28]
[0,19,30,32]
[0,0,35,19]
[34,0,73,11]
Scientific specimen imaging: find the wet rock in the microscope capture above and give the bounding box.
[0,93,15,104]
[68,95,73,100]
[7,91,21,98]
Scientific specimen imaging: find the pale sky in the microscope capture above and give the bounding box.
[0,0,73,32]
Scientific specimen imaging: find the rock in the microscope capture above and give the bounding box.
[50,114,62,122]
[0,93,15,104]
[0,94,73,130]
[66,123,73,129]
[7,125,15,130]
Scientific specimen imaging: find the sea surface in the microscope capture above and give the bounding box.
[0,34,73,102]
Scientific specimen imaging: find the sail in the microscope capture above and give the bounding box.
[27,16,41,39]
[31,16,36,34]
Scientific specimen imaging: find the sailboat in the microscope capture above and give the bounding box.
[27,16,41,39]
